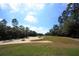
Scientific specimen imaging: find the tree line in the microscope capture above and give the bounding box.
[45,3,79,38]
[0,18,43,40]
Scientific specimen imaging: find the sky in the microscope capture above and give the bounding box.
[0,1,67,34]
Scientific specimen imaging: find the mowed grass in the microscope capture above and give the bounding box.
[0,36,79,56]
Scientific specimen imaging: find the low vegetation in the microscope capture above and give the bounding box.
[0,36,79,56]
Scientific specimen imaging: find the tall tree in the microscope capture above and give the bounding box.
[0,19,7,26]
[12,18,18,27]
[26,27,29,37]
[60,3,79,37]
[19,25,26,38]
[0,19,7,40]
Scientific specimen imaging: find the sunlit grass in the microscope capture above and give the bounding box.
[0,36,79,56]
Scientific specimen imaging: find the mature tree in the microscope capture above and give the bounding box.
[26,27,29,37]
[58,16,63,25]
[47,3,79,38]
[11,18,19,39]
[49,25,59,36]
[0,18,39,40]
[12,18,18,27]
[29,30,37,36]
[19,25,26,38]
[5,26,13,39]
[0,19,7,40]
[0,19,7,26]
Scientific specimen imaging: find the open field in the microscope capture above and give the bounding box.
[0,36,79,56]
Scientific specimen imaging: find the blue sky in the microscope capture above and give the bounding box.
[0,3,67,34]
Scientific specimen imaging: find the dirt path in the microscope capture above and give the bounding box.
[67,37,79,41]
[0,37,52,45]
[70,38,79,41]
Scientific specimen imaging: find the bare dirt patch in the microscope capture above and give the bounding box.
[0,37,52,45]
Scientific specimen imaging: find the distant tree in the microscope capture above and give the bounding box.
[37,33,44,36]
[19,25,26,38]
[0,18,39,40]
[12,18,18,27]
[5,26,13,39]
[48,25,59,36]
[26,27,29,37]
[11,18,19,39]
[48,3,79,38]
[58,16,63,25]
[29,30,37,36]
[0,19,7,26]
[0,19,7,40]
[45,32,51,35]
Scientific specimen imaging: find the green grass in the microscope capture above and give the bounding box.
[44,36,79,44]
[0,36,79,56]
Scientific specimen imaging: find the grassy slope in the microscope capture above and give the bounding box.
[0,36,79,56]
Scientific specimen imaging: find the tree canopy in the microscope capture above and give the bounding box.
[0,18,43,40]
[47,3,79,38]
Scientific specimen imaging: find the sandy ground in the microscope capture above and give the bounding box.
[67,37,79,41]
[70,38,79,41]
[0,37,52,45]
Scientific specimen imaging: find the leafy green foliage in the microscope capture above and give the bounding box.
[0,18,41,40]
[47,3,79,38]
[12,18,18,27]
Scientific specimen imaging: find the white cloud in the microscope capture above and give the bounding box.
[9,3,19,13]
[34,4,45,11]
[23,25,48,34]
[25,3,45,11]
[24,12,37,23]
[24,15,37,23]
[30,27,48,34]
[0,4,8,10]
[0,0,78,3]
[0,0,46,13]
[0,18,3,21]
[0,3,19,13]
[0,0,48,34]
[0,0,48,3]
[27,11,36,15]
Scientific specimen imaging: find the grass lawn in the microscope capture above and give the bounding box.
[0,36,79,56]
